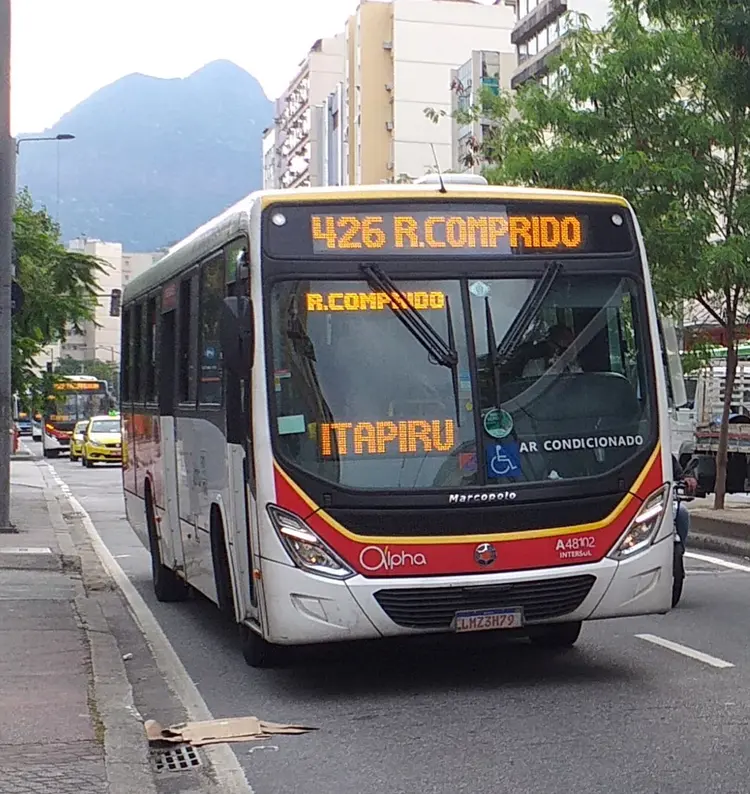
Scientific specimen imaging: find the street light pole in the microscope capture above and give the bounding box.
[0,0,13,531]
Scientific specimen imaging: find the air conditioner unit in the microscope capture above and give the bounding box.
[383,41,393,50]
[385,121,394,131]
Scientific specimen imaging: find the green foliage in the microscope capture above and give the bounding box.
[12,189,108,403]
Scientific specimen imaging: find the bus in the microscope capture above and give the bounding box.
[42,375,112,458]
[120,176,685,667]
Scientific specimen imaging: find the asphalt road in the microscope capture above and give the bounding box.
[33,442,750,794]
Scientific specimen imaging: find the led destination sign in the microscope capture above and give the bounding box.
[312,213,583,254]
[52,381,104,392]
[306,291,446,312]
[264,202,635,258]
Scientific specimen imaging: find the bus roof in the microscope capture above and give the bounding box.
[122,183,630,305]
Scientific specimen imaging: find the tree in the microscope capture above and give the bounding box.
[12,189,108,411]
[426,0,750,508]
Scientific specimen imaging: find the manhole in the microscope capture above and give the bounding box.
[151,744,202,773]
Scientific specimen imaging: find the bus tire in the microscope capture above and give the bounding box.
[529,621,582,649]
[146,487,188,603]
[211,507,235,619]
[672,543,685,607]
[239,624,280,669]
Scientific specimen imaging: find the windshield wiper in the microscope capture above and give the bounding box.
[360,264,461,426]
[484,260,563,406]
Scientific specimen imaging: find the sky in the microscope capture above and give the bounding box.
[10,0,366,134]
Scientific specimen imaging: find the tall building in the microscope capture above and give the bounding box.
[450,49,517,174]
[511,0,611,89]
[339,0,518,184]
[268,0,516,188]
[265,35,347,189]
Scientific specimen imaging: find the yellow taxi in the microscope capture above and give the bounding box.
[68,420,89,463]
[81,414,122,468]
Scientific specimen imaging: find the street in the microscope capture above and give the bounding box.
[33,441,750,794]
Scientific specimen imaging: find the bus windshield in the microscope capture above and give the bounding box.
[268,272,654,491]
[46,389,110,422]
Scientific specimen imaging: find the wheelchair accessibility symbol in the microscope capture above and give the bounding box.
[486,443,522,478]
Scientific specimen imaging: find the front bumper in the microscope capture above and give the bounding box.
[258,535,673,646]
[85,445,122,462]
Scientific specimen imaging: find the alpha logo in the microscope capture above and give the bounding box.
[474,543,497,567]
[359,546,428,572]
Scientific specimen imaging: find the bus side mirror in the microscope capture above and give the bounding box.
[660,316,688,409]
[220,296,254,377]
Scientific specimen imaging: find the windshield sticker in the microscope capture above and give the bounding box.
[458,371,472,392]
[320,419,455,456]
[483,408,513,439]
[486,442,522,479]
[469,281,490,298]
[305,291,445,313]
[277,414,306,435]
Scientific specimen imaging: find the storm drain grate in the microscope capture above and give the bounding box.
[151,744,203,773]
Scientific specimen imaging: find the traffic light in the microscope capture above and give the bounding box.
[109,288,122,317]
[46,362,52,373]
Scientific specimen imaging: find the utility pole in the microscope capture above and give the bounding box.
[0,0,13,531]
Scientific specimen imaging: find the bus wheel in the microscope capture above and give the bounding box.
[529,621,582,649]
[146,490,188,603]
[239,624,281,669]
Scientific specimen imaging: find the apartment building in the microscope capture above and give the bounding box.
[38,241,160,371]
[264,35,346,189]
[450,49,517,174]
[511,0,611,89]
[268,0,516,188]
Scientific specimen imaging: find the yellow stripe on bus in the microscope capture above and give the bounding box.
[273,443,661,546]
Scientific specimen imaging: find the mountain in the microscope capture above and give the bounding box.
[16,60,273,251]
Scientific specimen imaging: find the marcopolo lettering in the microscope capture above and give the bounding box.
[448,491,517,504]
[542,435,644,452]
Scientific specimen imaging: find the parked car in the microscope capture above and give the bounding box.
[68,420,89,463]
[81,415,122,468]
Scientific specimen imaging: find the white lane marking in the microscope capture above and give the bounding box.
[44,463,255,794]
[686,551,750,573]
[636,633,735,669]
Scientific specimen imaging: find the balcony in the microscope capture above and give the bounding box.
[511,0,567,46]
[511,37,563,90]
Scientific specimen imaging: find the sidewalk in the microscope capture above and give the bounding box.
[0,458,156,794]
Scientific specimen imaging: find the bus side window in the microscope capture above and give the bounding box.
[178,276,198,405]
[145,295,158,403]
[132,302,144,404]
[198,253,225,406]
[121,307,131,403]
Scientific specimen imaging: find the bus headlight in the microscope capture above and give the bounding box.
[609,484,670,560]
[266,505,355,580]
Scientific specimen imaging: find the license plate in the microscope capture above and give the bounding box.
[453,607,524,633]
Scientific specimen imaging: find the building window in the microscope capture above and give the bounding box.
[198,254,224,405]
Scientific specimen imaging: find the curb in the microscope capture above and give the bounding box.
[687,509,750,559]
[38,461,157,794]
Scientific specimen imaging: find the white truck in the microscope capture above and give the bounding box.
[676,348,750,496]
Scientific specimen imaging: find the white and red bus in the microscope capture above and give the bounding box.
[42,375,111,458]
[121,177,685,667]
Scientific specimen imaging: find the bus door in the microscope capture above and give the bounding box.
[158,301,186,575]
[225,245,258,615]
